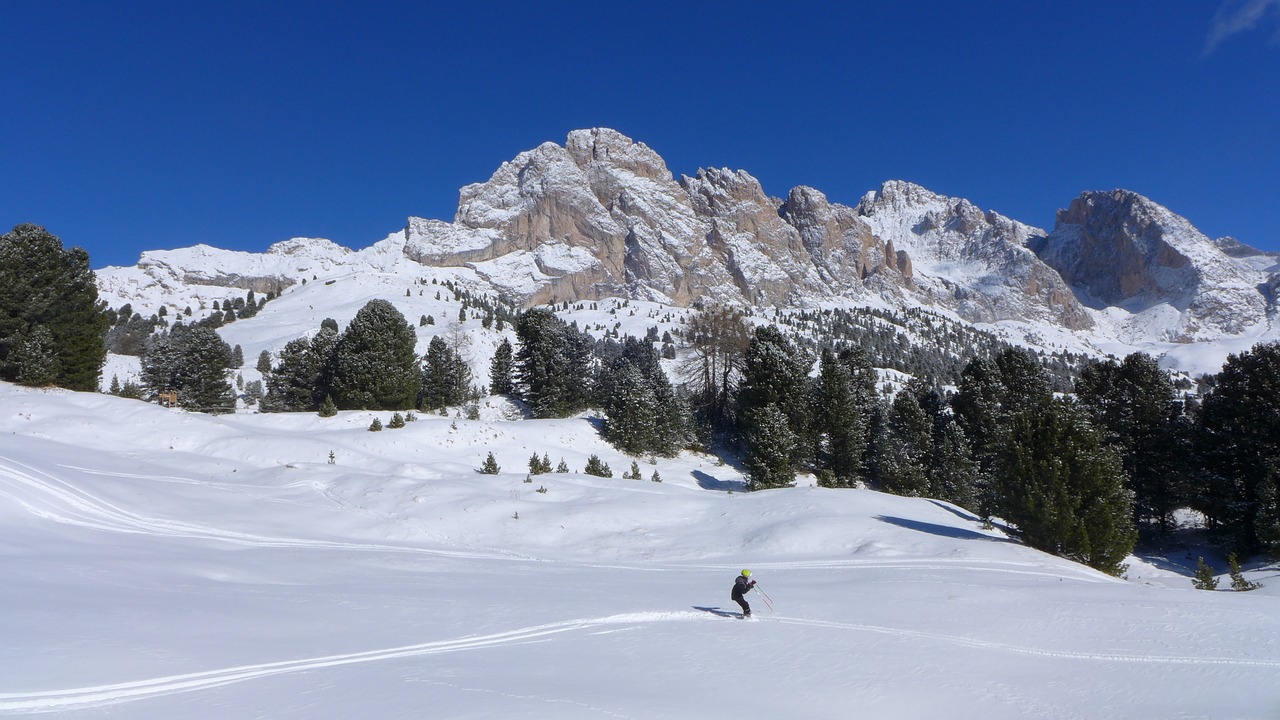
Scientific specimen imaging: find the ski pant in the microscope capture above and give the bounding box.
[732,591,750,615]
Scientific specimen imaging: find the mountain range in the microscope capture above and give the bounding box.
[95,128,1279,377]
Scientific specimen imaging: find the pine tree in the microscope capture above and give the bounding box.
[603,359,659,454]
[529,453,550,475]
[480,452,500,474]
[11,325,59,387]
[994,397,1136,575]
[584,454,612,478]
[368,418,383,431]
[489,337,514,395]
[874,381,933,497]
[813,347,872,486]
[332,300,420,410]
[1227,552,1259,591]
[1196,342,1280,553]
[140,325,235,412]
[680,306,750,441]
[1192,557,1218,590]
[388,412,406,429]
[744,403,797,490]
[318,394,337,417]
[421,336,469,411]
[173,326,236,411]
[265,337,322,411]
[930,416,979,510]
[0,224,110,391]
[1077,353,1190,535]
[514,309,592,418]
[256,350,273,374]
[738,325,813,469]
[556,458,570,473]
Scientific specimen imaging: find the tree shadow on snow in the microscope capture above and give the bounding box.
[692,470,747,492]
[692,606,741,619]
[875,515,1016,544]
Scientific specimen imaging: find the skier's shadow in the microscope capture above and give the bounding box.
[692,606,740,619]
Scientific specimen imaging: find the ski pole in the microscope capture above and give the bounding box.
[754,584,775,612]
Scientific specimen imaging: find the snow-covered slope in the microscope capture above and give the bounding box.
[3,382,1277,719]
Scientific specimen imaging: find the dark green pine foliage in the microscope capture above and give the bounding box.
[744,403,797,490]
[317,394,338,418]
[1195,342,1280,553]
[952,348,1054,514]
[420,336,471,411]
[480,452,500,474]
[873,380,933,497]
[812,347,874,486]
[738,325,813,469]
[11,325,59,386]
[141,325,236,412]
[489,337,514,395]
[332,300,420,410]
[1256,466,1280,558]
[929,416,979,511]
[994,397,1137,575]
[265,337,323,411]
[601,337,688,457]
[1076,353,1191,536]
[584,454,612,478]
[0,224,110,391]
[1192,557,1218,590]
[513,309,592,418]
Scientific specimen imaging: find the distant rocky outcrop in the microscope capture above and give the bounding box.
[1033,190,1269,341]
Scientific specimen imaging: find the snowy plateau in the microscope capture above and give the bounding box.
[3,128,1279,718]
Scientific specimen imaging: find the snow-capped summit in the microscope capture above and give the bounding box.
[1033,190,1272,342]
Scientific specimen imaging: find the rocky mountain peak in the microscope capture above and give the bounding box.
[564,128,671,182]
[1035,190,1269,341]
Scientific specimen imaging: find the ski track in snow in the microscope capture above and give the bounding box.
[4,609,1277,714]
[0,612,702,713]
[0,454,534,563]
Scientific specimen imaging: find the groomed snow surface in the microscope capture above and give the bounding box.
[2,384,1277,719]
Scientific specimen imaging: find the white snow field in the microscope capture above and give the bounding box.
[2,383,1277,719]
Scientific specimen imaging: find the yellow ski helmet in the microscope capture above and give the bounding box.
[741,569,751,577]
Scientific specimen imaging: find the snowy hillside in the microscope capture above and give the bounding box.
[2,383,1278,719]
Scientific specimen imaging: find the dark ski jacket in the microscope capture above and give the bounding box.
[731,575,756,600]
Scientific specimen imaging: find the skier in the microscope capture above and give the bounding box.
[731,569,756,617]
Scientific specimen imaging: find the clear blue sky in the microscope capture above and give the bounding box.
[3,1,1279,268]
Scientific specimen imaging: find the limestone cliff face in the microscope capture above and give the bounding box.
[400,128,1090,332]
[390,129,1280,343]
[1035,190,1268,340]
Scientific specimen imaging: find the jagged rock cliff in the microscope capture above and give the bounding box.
[1033,190,1270,341]
[397,129,1093,332]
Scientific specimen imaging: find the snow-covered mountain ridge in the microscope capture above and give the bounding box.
[95,128,1279,375]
